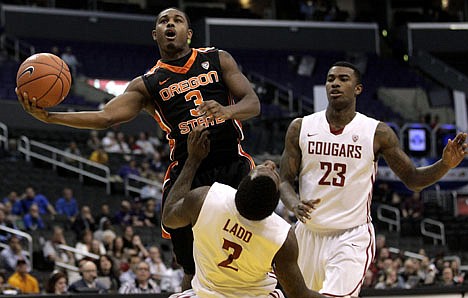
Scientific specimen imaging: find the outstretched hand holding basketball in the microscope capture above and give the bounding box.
[16,88,50,123]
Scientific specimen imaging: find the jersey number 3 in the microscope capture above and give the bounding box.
[218,238,242,272]
[185,90,205,117]
[318,162,347,187]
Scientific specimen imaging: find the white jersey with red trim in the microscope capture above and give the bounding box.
[192,182,290,298]
[299,111,379,232]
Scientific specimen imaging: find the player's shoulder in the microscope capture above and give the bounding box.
[194,46,218,53]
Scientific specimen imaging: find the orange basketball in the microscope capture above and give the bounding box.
[16,53,72,108]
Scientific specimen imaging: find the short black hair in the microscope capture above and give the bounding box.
[332,61,362,84]
[235,175,279,221]
[155,7,191,29]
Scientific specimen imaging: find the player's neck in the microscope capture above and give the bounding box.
[160,47,192,61]
[325,107,356,130]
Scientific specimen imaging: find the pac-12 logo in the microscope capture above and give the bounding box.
[201,61,210,70]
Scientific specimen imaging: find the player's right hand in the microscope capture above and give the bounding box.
[16,88,49,122]
[293,199,320,223]
[187,126,210,161]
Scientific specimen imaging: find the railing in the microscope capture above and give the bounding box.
[387,247,426,261]
[377,204,401,232]
[0,122,8,151]
[0,225,33,269]
[0,33,35,61]
[57,244,100,260]
[248,71,313,116]
[124,173,163,197]
[18,136,112,194]
[421,218,446,245]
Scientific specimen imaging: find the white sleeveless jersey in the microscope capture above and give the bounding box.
[299,111,379,232]
[192,182,291,298]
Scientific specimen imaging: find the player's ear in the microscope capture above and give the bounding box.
[151,30,157,41]
[187,29,193,42]
[355,83,363,96]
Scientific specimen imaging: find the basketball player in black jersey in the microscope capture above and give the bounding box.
[17,7,260,289]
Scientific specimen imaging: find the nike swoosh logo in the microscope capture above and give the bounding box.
[18,66,35,78]
[159,78,170,85]
[307,133,318,137]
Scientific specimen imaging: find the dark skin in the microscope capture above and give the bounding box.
[280,65,468,224]
[162,126,326,298]
[16,8,260,130]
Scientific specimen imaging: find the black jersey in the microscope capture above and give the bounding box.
[142,48,245,164]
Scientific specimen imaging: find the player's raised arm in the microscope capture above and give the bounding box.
[198,50,260,121]
[376,122,468,192]
[16,76,151,130]
[274,229,326,298]
[162,126,210,228]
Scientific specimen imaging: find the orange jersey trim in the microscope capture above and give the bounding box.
[155,49,198,74]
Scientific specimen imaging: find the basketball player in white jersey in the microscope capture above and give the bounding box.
[280,61,468,297]
[163,126,326,298]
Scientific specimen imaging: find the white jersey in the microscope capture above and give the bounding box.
[192,182,291,298]
[299,111,379,232]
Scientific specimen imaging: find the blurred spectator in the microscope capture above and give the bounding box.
[72,205,96,236]
[108,236,126,270]
[0,235,31,273]
[96,204,111,224]
[75,229,105,261]
[96,255,120,293]
[128,135,143,155]
[145,245,168,283]
[62,141,81,165]
[0,208,17,242]
[55,187,79,223]
[68,260,107,293]
[61,46,81,78]
[119,261,160,294]
[119,254,141,284]
[126,234,149,259]
[2,191,22,216]
[420,257,437,285]
[23,203,46,231]
[113,201,132,227]
[136,132,156,156]
[43,226,75,270]
[118,159,140,180]
[0,270,11,293]
[115,132,131,154]
[87,130,102,152]
[89,145,109,165]
[160,257,183,293]
[130,197,145,227]
[45,271,69,294]
[362,269,375,289]
[149,150,166,174]
[142,199,159,227]
[93,217,116,246]
[139,160,157,179]
[19,186,56,216]
[375,268,400,289]
[398,258,423,289]
[373,182,401,208]
[102,131,118,153]
[401,192,424,236]
[51,45,61,57]
[7,259,39,294]
[121,225,134,249]
[438,267,456,286]
[140,181,163,204]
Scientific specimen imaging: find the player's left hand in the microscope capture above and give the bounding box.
[187,126,210,161]
[441,132,468,168]
[198,100,233,120]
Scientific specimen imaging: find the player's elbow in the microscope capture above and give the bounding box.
[161,208,177,229]
[402,181,423,193]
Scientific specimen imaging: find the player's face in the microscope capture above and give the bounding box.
[153,9,193,53]
[251,160,280,189]
[326,66,362,109]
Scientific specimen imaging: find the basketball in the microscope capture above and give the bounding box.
[16,53,72,108]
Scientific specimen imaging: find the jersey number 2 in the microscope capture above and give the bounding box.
[318,162,347,187]
[218,238,242,272]
[185,90,205,117]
